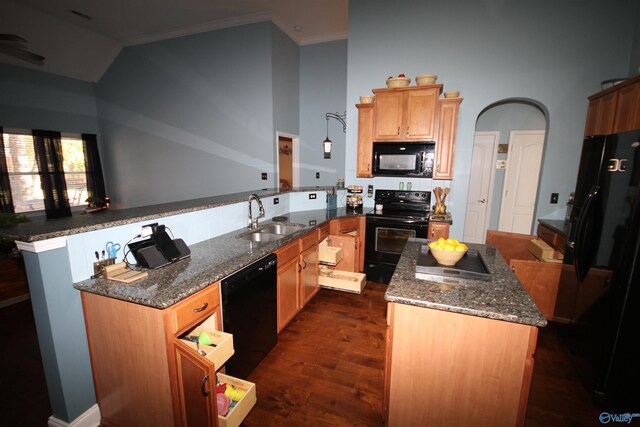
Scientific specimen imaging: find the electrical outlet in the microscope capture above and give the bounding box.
[550,193,559,204]
[140,222,157,237]
[308,220,317,226]
[316,172,320,179]
[261,173,267,180]
[274,197,279,205]
[309,193,317,200]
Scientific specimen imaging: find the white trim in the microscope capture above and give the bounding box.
[298,31,348,46]
[48,404,100,427]
[16,237,67,253]
[123,13,272,46]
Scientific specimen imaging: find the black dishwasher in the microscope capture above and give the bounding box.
[221,253,277,378]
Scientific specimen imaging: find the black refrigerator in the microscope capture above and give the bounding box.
[554,131,640,410]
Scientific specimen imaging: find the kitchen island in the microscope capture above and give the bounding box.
[384,238,546,427]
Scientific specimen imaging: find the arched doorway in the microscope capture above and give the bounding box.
[463,99,549,243]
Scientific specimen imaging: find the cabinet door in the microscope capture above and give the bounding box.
[428,222,450,240]
[357,104,375,177]
[434,99,461,179]
[374,91,404,141]
[613,82,640,133]
[584,91,617,136]
[405,88,438,140]
[174,341,217,427]
[327,234,357,272]
[277,256,300,332]
[299,244,319,306]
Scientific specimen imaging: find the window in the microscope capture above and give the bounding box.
[2,131,88,213]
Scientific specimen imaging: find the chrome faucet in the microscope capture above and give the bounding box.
[248,194,265,229]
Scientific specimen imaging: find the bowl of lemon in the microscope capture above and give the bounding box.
[428,238,468,266]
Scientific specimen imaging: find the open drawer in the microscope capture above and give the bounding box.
[319,239,343,265]
[217,373,257,427]
[319,265,366,294]
[179,314,234,370]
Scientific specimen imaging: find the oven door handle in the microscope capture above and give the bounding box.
[367,215,428,224]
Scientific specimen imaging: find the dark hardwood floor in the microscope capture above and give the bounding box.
[2,281,604,426]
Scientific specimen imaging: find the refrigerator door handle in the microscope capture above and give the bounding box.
[574,185,599,281]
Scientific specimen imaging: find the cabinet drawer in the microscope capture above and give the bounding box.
[170,283,220,334]
[332,217,359,233]
[536,224,556,248]
[275,240,300,264]
[217,373,257,427]
[178,314,234,370]
[318,265,366,294]
[299,230,318,252]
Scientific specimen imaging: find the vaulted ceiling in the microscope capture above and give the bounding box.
[0,0,348,82]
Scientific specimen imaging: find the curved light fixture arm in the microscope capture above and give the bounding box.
[325,112,347,133]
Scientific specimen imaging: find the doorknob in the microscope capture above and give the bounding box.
[478,199,486,203]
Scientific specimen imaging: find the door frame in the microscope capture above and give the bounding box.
[464,131,499,243]
[275,131,300,188]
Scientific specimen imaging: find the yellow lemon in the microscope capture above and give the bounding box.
[455,244,467,252]
[437,237,446,246]
[446,238,459,245]
[444,243,456,251]
[428,241,438,249]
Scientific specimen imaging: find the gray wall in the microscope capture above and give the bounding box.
[346,0,638,237]
[95,23,277,209]
[299,40,348,186]
[0,63,99,133]
[475,102,547,231]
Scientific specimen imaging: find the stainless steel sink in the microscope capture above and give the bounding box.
[236,223,306,243]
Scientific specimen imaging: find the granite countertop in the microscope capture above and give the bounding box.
[0,187,337,243]
[385,238,547,327]
[538,218,566,236]
[74,208,364,309]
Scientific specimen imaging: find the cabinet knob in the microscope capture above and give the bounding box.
[193,302,208,313]
[367,163,370,172]
[297,262,302,273]
[397,126,400,134]
[431,228,435,237]
[201,374,211,397]
[436,164,441,173]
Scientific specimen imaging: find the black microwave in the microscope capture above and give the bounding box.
[372,142,435,178]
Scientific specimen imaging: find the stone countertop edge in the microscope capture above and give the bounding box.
[0,186,338,243]
[385,238,547,327]
[73,208,364,310]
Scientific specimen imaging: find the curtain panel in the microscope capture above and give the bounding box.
[0,128,16,213]
[33,130,72,219]
[82,133,107,202]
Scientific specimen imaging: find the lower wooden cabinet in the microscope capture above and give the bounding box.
[385,302,537,426]
[274,230,319,332]
[329,216,365,272]
[81,281,255,427]
[428,221,450,240]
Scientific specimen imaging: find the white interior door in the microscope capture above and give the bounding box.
[463,131,499,243]
[498,130,545,234]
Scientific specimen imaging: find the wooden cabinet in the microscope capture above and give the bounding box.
[356,84,461,180]
[385,302,537,426]
[537,222,565,255]
[584,75,640,136]
[330,216,365,272]
[434,98,462,179]
[356,104,374,177]
[372,87,440,141]
[82,282,255,427]
[428,221,450,240]
[274,230,319,332]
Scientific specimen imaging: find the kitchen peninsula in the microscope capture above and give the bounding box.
[0,187,356,426]
[384,238,546,427]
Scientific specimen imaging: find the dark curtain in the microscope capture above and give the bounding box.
[0,128,16,213]
[81,133,107,201]
[33,129,71,219]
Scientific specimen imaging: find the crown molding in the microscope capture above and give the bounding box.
[299,31,348,46]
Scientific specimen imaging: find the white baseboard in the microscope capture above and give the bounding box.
[48,404,100,427]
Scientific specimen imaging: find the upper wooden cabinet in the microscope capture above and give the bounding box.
[356,84,462,179]
[434,98,462,179]
[584,75,640,136]
[372,86,440,141]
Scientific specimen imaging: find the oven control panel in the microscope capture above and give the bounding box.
[374,189,430,203]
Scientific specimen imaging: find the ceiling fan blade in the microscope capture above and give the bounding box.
[0,43,45,65]
[0,34,28,43]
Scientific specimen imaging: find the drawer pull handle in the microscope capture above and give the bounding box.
[297,262,302,273]
[193,302,208,313]
[201,374,211,397]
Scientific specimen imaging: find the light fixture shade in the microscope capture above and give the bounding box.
[323,137,332,159]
